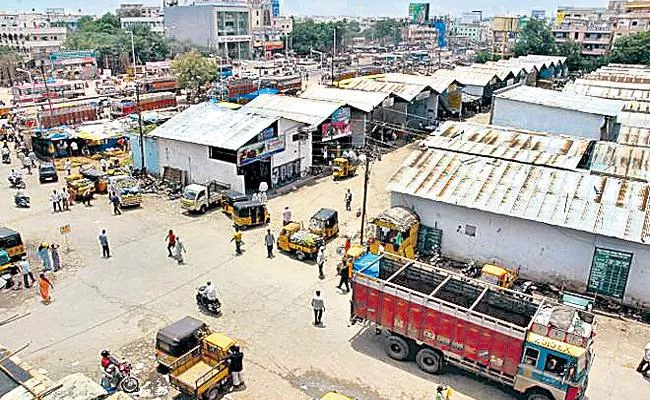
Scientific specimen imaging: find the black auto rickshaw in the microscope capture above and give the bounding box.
[221,190,248,217]
[232,201,270,229]
[155,316,210,371]
[309,208,339,241]
[0,227,25,274]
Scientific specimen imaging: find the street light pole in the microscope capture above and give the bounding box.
[127,30,146,175]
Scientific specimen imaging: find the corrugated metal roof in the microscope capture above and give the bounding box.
[242,94,343,125]
[470,64,521,80]
[623,101,650,113]
[388,148,650,245]
[497,85,625,117]
[299,85,388,113]
[618,125,650,147]
[423,121,591,170]
[150,102,276,150]
[591,142,650,181]
[564,81,650,101]
[380,73,460,94]
[619,111,650,128]
[338,79,427,102]
[431,68,497,87]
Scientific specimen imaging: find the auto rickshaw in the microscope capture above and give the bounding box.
[232,201,270,229]
[277,222,324,261]
[321,392,355,400]
[309,208,339,241]
[221,190,248,217]
[66,175,95,202]
[368,206,420,259]
[332,157,358,180]
[0,227,25,273]
[155,316,211,370]
[479,264,519,289]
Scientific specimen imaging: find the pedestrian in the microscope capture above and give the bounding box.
[282,206,292,226]
[99,229,110,258]
[345,188,352,211]
[259,191,267,204]
[64,159,72,175]
[60,189,69,211]
[50,243,61,272]
[70,141,78,156]
[165,229,176,257]
[38,273,54,305]
[83,186,92,206]
[316,246,326,279]
[337,257,351,292]
[37,244,52,271]
[68,187,75,206]
[637,341,650,378]
[227,345,245,389]
[231,227,243,255]
[252,192,260,203]
[344,236,351,254]
[100,158,108,172]
[264,229,275,258]
[49,190,60,213]
[174,236,186,265]
[110,192,121,215]
[311,290,325,325]
[19,257,35,288]
[28,150,36,168]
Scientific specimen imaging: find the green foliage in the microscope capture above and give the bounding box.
[556,40,582,71]
[289,19,349,54]
[363,20,406,46]
[475,50,491,63]
[171,50,217,93]
[610,31,650,65]
[514,19,557,56]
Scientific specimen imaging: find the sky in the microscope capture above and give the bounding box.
[3,0,610,18]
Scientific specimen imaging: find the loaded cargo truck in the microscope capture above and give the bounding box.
[351,253,594,400]
[181,181,228,214]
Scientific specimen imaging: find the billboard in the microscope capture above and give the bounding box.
[272,0,280,18]
[50,50,96,62]
[237,134,285,166]
[409,3,430,25]
[322,107,352,141]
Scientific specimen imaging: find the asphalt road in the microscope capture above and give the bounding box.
[0,144,648,400]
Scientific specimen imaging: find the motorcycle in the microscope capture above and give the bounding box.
[1,151,9,164]
[14,192,30,208]
[8,175,26,189]
[100,359,140,394]
[196,285,221,315]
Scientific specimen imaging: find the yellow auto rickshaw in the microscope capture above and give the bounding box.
[277,222,324,261]
[309,208,339,241]
[321,392,355,400]
[479,264,519,289]
[332,157,358,180]
[0,227,25,273]
[369,206,420,259]
[222,190,248,217]
[232,201,270,229]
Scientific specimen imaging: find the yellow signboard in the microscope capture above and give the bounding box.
[59,224,71,235]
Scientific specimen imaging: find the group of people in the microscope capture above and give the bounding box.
[165,229,186,264]
[49,188,73,212]
[5,252,57,305]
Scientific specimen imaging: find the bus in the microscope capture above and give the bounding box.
[11,80,86,104]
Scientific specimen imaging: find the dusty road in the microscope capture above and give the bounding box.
[0,144,648,400]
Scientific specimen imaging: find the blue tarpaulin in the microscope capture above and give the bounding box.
[354,253,380,278]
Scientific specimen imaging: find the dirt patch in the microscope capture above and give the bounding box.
[289,369,392,400]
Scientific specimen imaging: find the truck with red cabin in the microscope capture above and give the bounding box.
[351,253,594,400]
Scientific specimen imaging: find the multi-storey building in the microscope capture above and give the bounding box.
[116,3,163,18]
[405,24,437,44]
[555,6,608,23]
[553,18,612,56]
[0,12,67,65]
[610,0,650,41]
[273,15,293,36]
[492,16,520,56]
[451,20,490,43]
[121,16,165,35]
[165,1,252,59]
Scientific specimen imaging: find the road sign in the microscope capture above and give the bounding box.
[59,224,71,235]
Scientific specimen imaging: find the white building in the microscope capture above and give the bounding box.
[388,146,650,306]
[0,12,67,64]
[116,3,163,18]
[121,16,165,35]
[492,85,625,140]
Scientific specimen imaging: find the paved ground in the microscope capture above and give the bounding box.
[0,144,648,400]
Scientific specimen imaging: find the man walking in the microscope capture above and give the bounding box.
[231,227,243,255]
[99,229,110,258]
[83,186,92,206]
[174,236,187,265]
[337,257,351,292]
[264,229,275,258]
[344,189,352,211]
[316,246,326,280]
[110,192,121,215]
[637,341,650,378]
[282,206,292,226]
[165,229,176,257]
[64,159,72,175]
[19,257,36,288]
[227,346,245,389]
[61,188,69,210]
[311,290,325,325]
[49,190,60,213]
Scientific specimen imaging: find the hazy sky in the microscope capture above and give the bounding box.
[3,0,609,17]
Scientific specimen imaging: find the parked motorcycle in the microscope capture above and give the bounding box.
[1,151,10,164]
[461,260,481,279]
[196,285,221,315]
[14,191,30,208]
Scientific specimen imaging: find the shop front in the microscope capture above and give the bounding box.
[236,125,285,193]
[315,106,354,165]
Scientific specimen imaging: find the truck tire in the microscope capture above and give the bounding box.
[200,205,207,214]
[415,348,443,374]
[296,251,306,261]
[385,335,410,361]
[524,388,553,400]
[205,386,220,400]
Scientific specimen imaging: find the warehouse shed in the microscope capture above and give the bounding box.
[388,147,650,306]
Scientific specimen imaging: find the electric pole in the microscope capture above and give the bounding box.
[359,150,371,244]
[135,83,146,175]
[331,27,336,86]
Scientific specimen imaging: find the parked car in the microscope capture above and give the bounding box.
[39,162,58,183]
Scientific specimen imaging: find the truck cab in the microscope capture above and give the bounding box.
[181,181,226,214]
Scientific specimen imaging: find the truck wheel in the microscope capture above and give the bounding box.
[385,335,410,361]
[205,386,220,400]
[524,389,553,400]
[415,348,443,374]
[296,251,306,261]
[200,205,207,214]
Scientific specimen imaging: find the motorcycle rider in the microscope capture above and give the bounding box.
[203,281,218,303]
[1,145,9,163]
[8,169,21,185]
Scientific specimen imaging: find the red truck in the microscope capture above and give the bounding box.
[110,92,176,118]
[351,253,594,400]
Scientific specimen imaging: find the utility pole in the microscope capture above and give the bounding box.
[128,30,146,174]
[38,65,53,114]
[331,27,336,86]
[359,150,371,244]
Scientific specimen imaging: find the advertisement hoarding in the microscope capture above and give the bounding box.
[272,0,280,17]
[237,136,285,166]
[322,107,352,141]
[409,3,430,25]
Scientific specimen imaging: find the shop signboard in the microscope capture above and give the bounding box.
[237,136,285,166]
[587,247,632,299]
[322,107,352,142]
[409,3,430,25]
[50,50,96,62]
[272,0,280,18]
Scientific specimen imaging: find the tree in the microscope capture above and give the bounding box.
[556,40,582,71]
[610,31,650,65]
[171,50,217,95]
[515,19,556,56]
[0,46,22,86]
[363,19,406,46]
[289,19,350,55]
[475,50,491,63]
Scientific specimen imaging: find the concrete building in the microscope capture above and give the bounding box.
[451,20,489,43]
[531,10,547,20]
[492,85,625,140]
[116,3,163,18]
[555,6,608,23]
[165,2,252,59]
[405,24,438,44]
[389,147,650,306]
[610,0,650,41]
[134,102,311,193]
[121,16,165,35]
[273,15,293,35]
[491,16,521,57]
[0,12,67,65]
[553,18,612,56]
[460,11,482,24]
